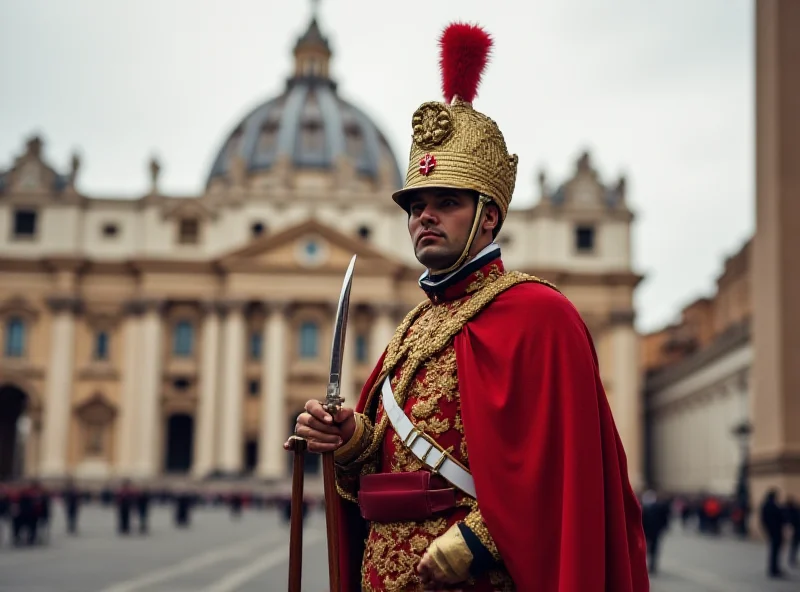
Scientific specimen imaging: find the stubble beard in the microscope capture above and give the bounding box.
[414,242,461,272]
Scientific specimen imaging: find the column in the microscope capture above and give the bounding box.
[371,304,398,365]
[39,297,79,477]
[751,0,800,507]
[193,303,221,477]
[115,304,143,476]
[134,300,164,477]
[609,310,643,491]
[258,301,288,479]
[218,301,246,474]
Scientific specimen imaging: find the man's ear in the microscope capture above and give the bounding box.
[482,202,500,234]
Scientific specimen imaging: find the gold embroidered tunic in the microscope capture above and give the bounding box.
[336,263,523,592]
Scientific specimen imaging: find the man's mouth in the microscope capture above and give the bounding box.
[417,231,443,244]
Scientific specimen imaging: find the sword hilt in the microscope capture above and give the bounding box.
[325,382,344,416]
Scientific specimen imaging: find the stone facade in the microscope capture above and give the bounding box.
[644,240,752,495]
[0,15,643,484]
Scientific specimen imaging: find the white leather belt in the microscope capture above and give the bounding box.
[381,377,477,499]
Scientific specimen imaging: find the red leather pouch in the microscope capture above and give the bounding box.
[358,471,456,523]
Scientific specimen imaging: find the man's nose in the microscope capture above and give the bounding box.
[419,207,438,225]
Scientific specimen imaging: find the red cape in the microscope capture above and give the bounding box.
[337,282,649,591]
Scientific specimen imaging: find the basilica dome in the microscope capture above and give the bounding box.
[206,17,402,189]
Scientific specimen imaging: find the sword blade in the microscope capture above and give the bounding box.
[326,254,357,414]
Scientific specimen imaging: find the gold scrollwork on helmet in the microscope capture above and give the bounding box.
[412,102,453,149]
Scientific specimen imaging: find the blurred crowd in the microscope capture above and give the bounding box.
[0,478,318,549]
[640,488,800,579]
[3,477,798,582]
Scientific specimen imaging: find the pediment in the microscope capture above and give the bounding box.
[217,218,407,275]
[546,151,627,212]
[563,177,607,210]
[4,137,62,195]
[161,197,218,221]
[0,296,40,321]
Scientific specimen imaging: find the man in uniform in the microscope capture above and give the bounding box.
[288,22,649,591]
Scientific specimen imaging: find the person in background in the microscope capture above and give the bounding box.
[174,488,193,528]
[703,495,722,535]
[760,488,786,578]
[34,481,51,544]
[0,483,9,546]
[116,480,135,535]
[62,478,81,535]
[229,491,243,519]
[641,490,670,575]
[137,486,151,534]
[784,496,799,568]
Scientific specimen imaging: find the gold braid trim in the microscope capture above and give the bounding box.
[355,271,558,465]
[334,413,373,465]
[335,479,358,503]
[463,504,502,562]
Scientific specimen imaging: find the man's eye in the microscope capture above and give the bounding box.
[410,204,424,215]
[441,199,457,207]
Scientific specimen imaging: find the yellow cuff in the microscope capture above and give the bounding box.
[334,413,371,465]
[426,523,474,582]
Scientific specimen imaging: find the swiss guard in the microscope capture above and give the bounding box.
[290,22,650,592]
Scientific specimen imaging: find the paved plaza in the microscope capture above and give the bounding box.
[0,504,797,591]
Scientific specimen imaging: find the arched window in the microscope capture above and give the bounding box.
[94,330,110,361]
[299,321,318,359]
[300,121,324,154]
[173,321,194,357]
[4,317,25,358]
[256,121,279,157]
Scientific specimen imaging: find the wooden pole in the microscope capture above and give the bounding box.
[322,451,341,591]
[287,436,307,592]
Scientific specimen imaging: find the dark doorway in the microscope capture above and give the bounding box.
[287,412,321,475]
[245,439,258,473]
[0,385,27,479]
[165,414,194,473]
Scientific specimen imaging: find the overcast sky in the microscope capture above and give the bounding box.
[0,0,753,332]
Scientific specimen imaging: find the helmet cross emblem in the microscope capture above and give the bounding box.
[419,153,437,176]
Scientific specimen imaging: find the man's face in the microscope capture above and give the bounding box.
[406,188,477,271]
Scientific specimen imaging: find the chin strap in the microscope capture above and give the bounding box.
[429,194,492,277]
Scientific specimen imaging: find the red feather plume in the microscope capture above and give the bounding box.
[439,23,493,104]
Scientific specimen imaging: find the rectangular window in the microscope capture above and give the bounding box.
[4,317,25,358]
[13,209,37,239]
[94,330,110,360]
[249,332,263,360]
[356,333,368,363]
[299,321,318,359]
[173,320,194,357]
[575,225,596,253]
[178,218,199,245]
[248,379,260,397]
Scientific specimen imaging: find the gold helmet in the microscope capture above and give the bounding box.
[392,23,518,275]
